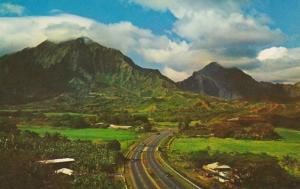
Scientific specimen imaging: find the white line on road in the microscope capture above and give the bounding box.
[157,134,203,189]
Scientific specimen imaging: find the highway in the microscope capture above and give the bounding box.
[126,131,202,189]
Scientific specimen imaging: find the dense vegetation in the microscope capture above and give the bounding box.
[0,118,125,189]
[18,125,139,150]
[0,36,299,189]
[188,151,300,189]
[269,113,300,130]
[211,122,279,140]
[169,127,300,188]
[178,119,280,140]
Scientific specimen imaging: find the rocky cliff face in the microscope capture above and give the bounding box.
[177,62,296,101]
[0,37,175,104]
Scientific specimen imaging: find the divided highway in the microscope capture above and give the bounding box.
[126,131,202,189]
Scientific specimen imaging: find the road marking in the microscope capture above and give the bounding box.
[127,132,202,189]
[143,147,149,152]
[141,141,162,189]
[157,136,203,189]
[126,135,156,189]
[147,142,181,189]
[131,149,148,189]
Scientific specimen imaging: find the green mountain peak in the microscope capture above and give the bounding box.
[0,38,176,104]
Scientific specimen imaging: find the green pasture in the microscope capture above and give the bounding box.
[43,112,96,118]
[18,125,139,143]
[171,128,300,161]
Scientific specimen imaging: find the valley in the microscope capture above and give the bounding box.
[0,38,300,189]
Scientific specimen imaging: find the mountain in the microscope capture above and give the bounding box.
[0,37,175,104]
[177,62,296,101]
[289,82,300,97]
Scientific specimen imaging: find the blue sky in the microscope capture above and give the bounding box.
[1,0,300,83]
[8,0,300,46]
[252,0,300,47]
[10,0,176,36]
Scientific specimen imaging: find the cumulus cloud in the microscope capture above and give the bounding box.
[245,47,300,83]
[129,0,287,79]
[1,1,299,83]
[132,0,284,57]
[248,66,300,84]
[129,0,300,83]
[257,47,288,61]
[0,14,91,55]
[0,3,25,16]
[162,67,189,81]
[0,14,192,81]
[0,15,130,53]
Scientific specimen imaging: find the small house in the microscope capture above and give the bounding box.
[202,162,233,182]
[109,124,132,129]
[38,158,75,176]
[55,168,74,176]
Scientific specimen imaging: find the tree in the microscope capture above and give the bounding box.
[178,120,190,133]
[53,115,90,128]
[282,155,297,168]
[142,122,152,132]
[0,117,18,133]
[106,140,121,151]
[71,116,89,128]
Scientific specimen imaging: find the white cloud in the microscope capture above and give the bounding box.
[0,14,193,75]
[130,0,284,75]
[175,12,283,49]
[162,67,189,81]
[0,14,149,54]
[248,66,300,84]
[0,1,299,83]
[0,14,92,55]
[130,0,299,83]
[246,47,300,83]
[132,0,283,53]
[0,3,25,16]
[257,47,288,61]
[256,47,300,69]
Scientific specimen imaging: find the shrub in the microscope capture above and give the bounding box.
[52,115,90,128]
[212,122,279,140]
[142,122,153,132]
[0,130,122,188]
[106,140,121,151]
[189,151,300,189]
[0,117,18,133]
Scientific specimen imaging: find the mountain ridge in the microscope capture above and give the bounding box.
[1,38,299,104]
[0,37,176,104]
[177,62,298,101]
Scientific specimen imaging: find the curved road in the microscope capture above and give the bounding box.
[126,131,202,189]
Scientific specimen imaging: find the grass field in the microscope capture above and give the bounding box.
[18,125,140,150]
[155,121,178,128]
[44,112,96,118]
[171,128,300,161]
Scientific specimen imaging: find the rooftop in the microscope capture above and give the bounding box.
[55,168,74,176]
[203,162,231,171]
[38,158,75,164]
[109,124,132,129]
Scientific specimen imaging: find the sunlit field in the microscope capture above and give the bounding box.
[171,128,300,161]
[18,125,141,150]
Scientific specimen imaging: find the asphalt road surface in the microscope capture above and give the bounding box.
[127,131,202,189]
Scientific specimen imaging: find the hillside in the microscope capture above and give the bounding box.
[0,37,175,104]
[290,82,300,97]
[177,62,298,101]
